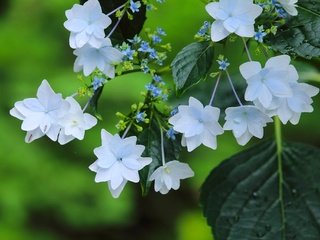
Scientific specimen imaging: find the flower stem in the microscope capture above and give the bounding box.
[159,126,166,166]
[106,3,127,17]
[242,38,253,62]
[274,116,286,240]
[226,70,243,106]
[107,12,125,38]
[156,65,171,74]
[121,121,133,139]
[209,73,221,106]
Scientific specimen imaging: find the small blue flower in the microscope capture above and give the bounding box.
[122,46,135,60]
[217,59,230,71]
[161,93,168,101]
[149,48,158,59]
[156,27,166,36]
[166,128,176,140]
[136,111,145,123]
[130,0,141,13]
[254,26,267,43]
[145,83,162,97]
[197,21,210,36]
[141,59,150,73]
[138,41,152,53]
[153,74,162,83]
[92,77,105,91]
[128,35,142,44]
[156,0,165,3]
[152,34,162,44]
[170,107,178,116]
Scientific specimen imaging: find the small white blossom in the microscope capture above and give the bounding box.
[169,97,224,152]
[73,38,123,77]
[205,0,262,42]
[58,97,97,145]
[223,106,273,145]
[64,0,112,48]
[89,130,152,198]
[10,80,69,143]
[262,82,319,124]
[240,55,299,108]
[278,0,298,16]
[149,160,194,194]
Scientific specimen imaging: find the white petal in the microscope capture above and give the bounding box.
[211,20,230,42]
[240,61,262,80]
[235,24,255,37]
[25,128,45,143]
[265,55,291,70]
[205,2,228,20]
[108,180,127,198]
[185,135,202,152]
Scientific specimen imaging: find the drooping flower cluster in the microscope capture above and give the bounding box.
[240,55,319,124]
[64,0,123,77]
[10,80,97,144]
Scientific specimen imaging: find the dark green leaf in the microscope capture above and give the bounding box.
[267,0,320,59]
[171,41,214,94]
[138,117,181,195]
[80,0,146,42]
[201,140,320,240]
[89,86,104,119]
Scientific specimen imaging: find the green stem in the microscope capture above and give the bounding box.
[156,65,171,74]
[297,5,320,18]
[274,116,286,239]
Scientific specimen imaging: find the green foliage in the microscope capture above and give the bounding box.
[267,0,320,59]
[138,116,181,195]
[201,140,320,240]
[171,41,214,94]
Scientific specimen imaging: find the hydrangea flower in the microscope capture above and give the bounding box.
[135,111,145,123]
[73,38,123,77]
[138,41,152,53]
[58,97,97,144]
[149,160,194,194]
[224,106,272,145]
[217,58,230,71]
[169,97,224,152]
[261,82,319,124]
[254,26,267,43]
[10,80,69,143]
[89,130,152,198]
[121,46,135,60]
[130,0,141,13]
[64,0,112,48]
[145,83,162,97]
[166,128,176,140]
[156,27,166,36]
[92,77,105,91]
[277,0,298,16]
[240,55,298,108]
[205,0,262,42]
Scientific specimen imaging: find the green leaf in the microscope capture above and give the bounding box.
[267,0,320,59]
[171,41,214,94]
[89,86,104,118]
[80,0,146,42]
[138,117,181,195]
[200,140,320,240]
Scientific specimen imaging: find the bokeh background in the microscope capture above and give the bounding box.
[0,0,319,239]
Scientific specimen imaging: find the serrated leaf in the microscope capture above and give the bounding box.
[200,140,320,240]
[80,0,146,42]
[171,41,214,93]
[138,118,181,195]
[267,0,320,59]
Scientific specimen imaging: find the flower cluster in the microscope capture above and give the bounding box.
[64,0,123,77]
[240,55,319,124]
[10,80,97,144]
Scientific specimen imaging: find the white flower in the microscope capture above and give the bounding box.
[240,55,299,108]
[89,130,152,198]
[223,106,273,145]
[73,38,123,77]
[205,0,262,42]
[64,0,112,48]
[149,160,194,194]
[169,97,224,152]
[58,97,97,145]
[278,0,298,16]
[262,82,319,124]
[10,80,69,143]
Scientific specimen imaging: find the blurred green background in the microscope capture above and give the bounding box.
[0,0,319,239]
